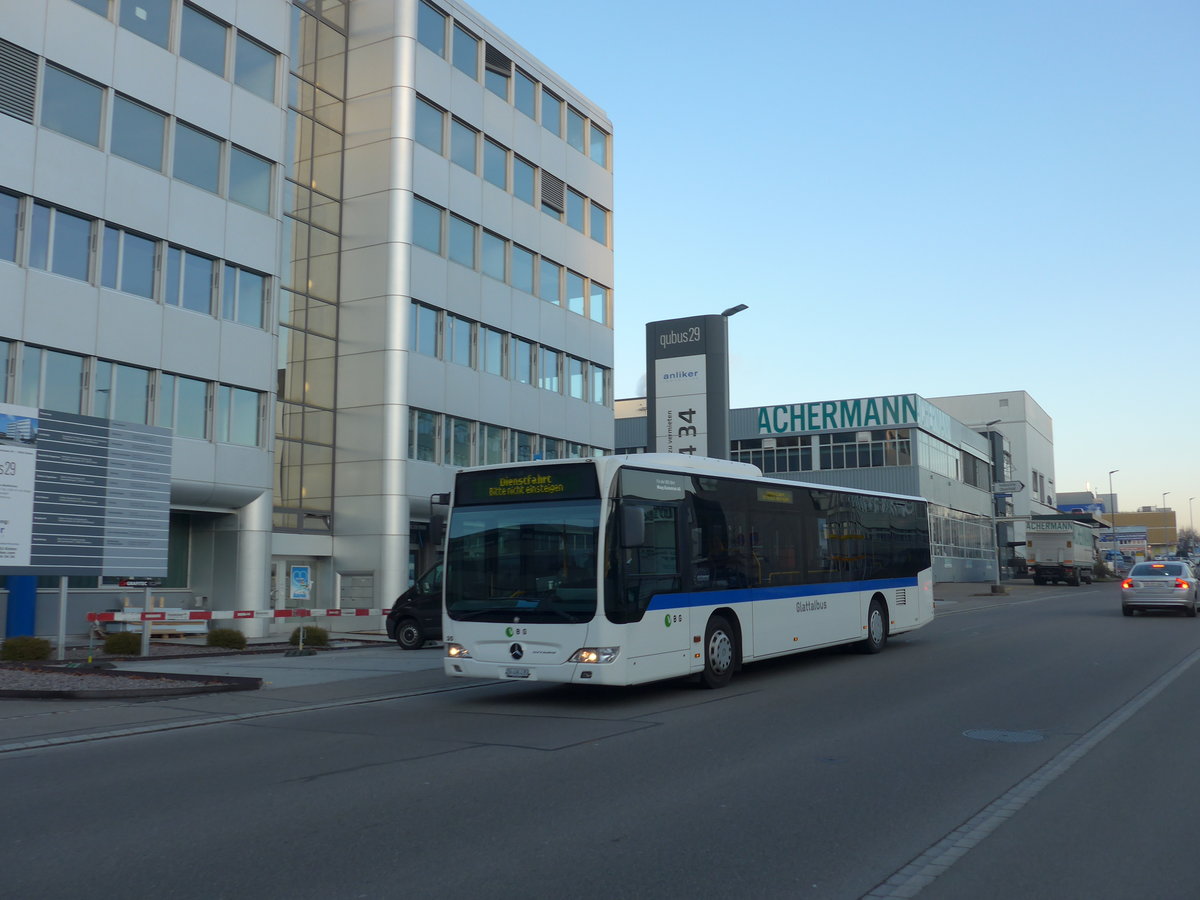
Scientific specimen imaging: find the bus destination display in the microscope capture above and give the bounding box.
[455,464,599,505]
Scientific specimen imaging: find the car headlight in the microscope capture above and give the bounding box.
[445,643,471,659]
[569,647,619,664]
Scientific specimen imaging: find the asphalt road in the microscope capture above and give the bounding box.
[5,582,1200,900]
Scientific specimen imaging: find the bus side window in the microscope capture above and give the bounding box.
[615,502,680,621]
[690,491,750,590]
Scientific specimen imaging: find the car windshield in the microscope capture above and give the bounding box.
[1130,563,1184,577]
[444,499,600,624]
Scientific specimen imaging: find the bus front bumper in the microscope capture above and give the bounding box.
[443,657,630,685]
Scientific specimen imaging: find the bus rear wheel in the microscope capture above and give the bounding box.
[857,599,887,655]
[700,614,736,689]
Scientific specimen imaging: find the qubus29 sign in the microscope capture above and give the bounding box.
[645,315,732,459]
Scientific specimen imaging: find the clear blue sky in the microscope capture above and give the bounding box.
[468,0,1200,521]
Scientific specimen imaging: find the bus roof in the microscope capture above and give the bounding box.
[453,454,927,506]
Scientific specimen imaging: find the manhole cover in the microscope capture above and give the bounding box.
[963,729,1045,743]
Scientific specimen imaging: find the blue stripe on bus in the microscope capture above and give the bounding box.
[644,577,921,611]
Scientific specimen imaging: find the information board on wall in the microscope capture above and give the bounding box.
[0,403,172,577]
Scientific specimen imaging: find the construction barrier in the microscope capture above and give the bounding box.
[88,608,387,623]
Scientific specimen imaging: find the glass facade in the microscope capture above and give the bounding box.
[275,0,346,532]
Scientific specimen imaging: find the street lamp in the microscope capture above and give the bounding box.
[1108,470,1119,570]
[982,419,1002,589]
[1163,491,1171,510]
[1190,497,1196,532]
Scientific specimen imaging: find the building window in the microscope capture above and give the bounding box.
[181,4,228,76]
[590,203,608,246]
[511,338,533,385]
[448,215,476,268]
[539,347,560,393]
[0,192,17,263]
[541,90,561,136]
[484,45,510,100]
[41,64,103,147]
[566,107,586,153]
[445,416,473,466]
[0,340,11,402]
[511,244,534,293]
[69,0,108,13]
[168,375,209,439]
[589,282,609,325]
[417,2,446,57]
[222,265,267,327]
[540,437,561,460]
[482,423,506,464]
[450,118,477,172]
[540,172,564,220]
[415,98,444,153]
[216,385,261,446]
[101,226,157,299]
[412,198,442,254]
[230,147,272,212]
[514,69,535,118]
[566,356,585,399]
[566,189,585,232]
[410,302,439,356]
[29,203,92,282]
[513,156,535,205]
[21,348,84,413]
[119,0,171,48]
[410,408,438,461]
[566,271,585,316]
[538,258,561,305]
[166,246,215,314]
[483,139,507,189]
[174,122,222,193]
[589,123,609,167]
[591,364,608,406]
[92,361,150,424]
[111,95,166,171]
[481,326,504,376]
[452,25,478,80]
[481,230,505,281]
[513,430,535,461]
[235,33,277,102]
[446,314,472,367]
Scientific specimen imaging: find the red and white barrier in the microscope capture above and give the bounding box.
[87,608,387,623]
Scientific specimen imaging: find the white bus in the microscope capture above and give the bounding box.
[443,454,933,688]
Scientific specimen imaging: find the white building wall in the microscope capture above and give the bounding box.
[335,0,615,605]
[928,391,1058,565]
[1,0,289,616]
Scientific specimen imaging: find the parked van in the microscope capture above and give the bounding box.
[385,562,442,649]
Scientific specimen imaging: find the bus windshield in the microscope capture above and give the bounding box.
[445,500,600,624]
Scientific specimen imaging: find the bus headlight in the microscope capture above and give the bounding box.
[446,643,471,659]
[569,647,619,664]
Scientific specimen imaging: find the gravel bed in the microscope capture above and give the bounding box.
[0,667,194,692]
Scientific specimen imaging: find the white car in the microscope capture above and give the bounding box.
[1121,562,1200,617]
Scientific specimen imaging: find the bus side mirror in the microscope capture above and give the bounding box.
[621,506,646,548]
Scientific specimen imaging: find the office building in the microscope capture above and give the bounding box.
[0,0,613,633]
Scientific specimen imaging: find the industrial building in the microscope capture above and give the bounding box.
[617,390,1058,582]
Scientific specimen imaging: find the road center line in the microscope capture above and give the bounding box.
[862,644,1200,898]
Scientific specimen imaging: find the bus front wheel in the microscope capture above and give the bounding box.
[857,599,887,655]
[700,614,736,689]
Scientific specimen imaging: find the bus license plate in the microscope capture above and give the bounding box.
[504,667,530,679]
